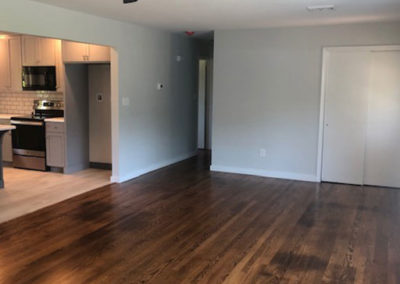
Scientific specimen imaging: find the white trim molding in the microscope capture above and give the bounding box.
[210,165,319,183]
[111,151,198,183]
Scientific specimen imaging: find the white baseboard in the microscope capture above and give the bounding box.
[210,165,319,183]
[112,151,197,183]
[110,175,120,183]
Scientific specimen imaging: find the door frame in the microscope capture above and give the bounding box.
[197,57,213,151]
[316,45,400,182]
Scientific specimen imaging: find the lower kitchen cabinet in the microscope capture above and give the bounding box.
[0,119,13,162]
[46,122,65,168]
[2,132,12,162]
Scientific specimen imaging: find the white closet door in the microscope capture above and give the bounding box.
[364,51,400,188]
[322,51,372,184]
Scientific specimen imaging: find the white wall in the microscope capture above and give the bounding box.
[0,0,198,182]
[212,22,400,182]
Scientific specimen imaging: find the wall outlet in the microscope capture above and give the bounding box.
[259,148,267,158]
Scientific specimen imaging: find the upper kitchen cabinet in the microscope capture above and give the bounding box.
[88,44,110,62]
[22,36,58,66]
[0,38,11,90]
[0,35,22,91]
[62,41,110,63]
[62,41,88,62]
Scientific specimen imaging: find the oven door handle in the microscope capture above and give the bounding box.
[10,120,44,126]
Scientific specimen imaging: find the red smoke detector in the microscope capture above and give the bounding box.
[185,31,195,36]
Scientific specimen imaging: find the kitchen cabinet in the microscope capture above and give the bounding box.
[46,122,65,168]
[62,41,88,62]
[22,36,57,66]
[0,119,13,162]
[55,40,64,92]
[0,36,22,91]
[62,41,110,63]
[2,132,12,162]
[87,44,110,62]
[9,37,22,91]
[0,38,11,90]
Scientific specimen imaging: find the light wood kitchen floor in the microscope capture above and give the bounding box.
[0,167,111,224]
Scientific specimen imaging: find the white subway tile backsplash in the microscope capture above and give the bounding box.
[0,91,63,115]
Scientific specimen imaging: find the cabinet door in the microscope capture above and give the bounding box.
[62,41,89,62]
[0,119,12,162]
[9,36,22,91]
[2,132,13,162]
[88,44,110,62]
[46,133,65,168]
[0,38,11,89]
[55,40,64,91]
[22,36,39,66]
[38,38,56,66]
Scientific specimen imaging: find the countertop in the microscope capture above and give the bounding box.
[0,125,16,131]
[44,117,64,123]
[0,114,23,120]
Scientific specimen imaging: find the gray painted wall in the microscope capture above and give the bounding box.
[89,64,111,164]
[197,60,206,149]
[0,0,197,181]
[212,22,400,181]
[64,64,89,173]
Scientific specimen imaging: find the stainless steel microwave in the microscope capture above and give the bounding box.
[22,66,57,91]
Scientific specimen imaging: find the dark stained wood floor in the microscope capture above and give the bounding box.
[0,152,399,284]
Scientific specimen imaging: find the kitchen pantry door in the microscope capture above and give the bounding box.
[364,51,400,188]
[321,50,372,185]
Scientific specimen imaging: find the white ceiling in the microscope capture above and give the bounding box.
[32,0,400,33]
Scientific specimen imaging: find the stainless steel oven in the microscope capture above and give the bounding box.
[22,66,57,91]
[11,100,64,171]
[10,119,46,171]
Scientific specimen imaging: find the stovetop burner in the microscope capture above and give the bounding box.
[11,100,64,122]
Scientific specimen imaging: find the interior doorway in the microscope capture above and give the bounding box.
[0,31,116,223]
[64,63,112,173]
[197,59,213,151]
[318,46,400,188]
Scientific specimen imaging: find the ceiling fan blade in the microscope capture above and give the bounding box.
[123,0,138,3]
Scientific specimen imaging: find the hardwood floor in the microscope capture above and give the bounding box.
[0,167,111,223]
[0,152,399,283]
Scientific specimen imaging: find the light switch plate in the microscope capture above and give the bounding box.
[122,97,130,106]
